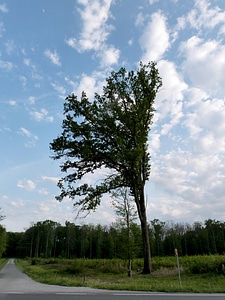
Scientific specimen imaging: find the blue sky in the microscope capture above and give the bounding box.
[1,0,225,232]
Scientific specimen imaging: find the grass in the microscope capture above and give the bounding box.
[15,256,225,293]
[0,258,8,270]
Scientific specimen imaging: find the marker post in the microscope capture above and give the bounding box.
[175,248,182,287]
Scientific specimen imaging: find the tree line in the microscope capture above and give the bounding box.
[4,218,225,259]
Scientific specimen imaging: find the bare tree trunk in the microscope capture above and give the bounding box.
[136,188,152,274]
[140,205,152,273]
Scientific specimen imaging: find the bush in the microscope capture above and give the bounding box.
[187,255,225,274]
[64,260,86,275]
[31,258,41,265]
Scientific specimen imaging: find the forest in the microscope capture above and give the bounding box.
[3,218,225,259]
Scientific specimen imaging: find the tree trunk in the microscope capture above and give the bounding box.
[140,210,152,274]
[136,188,152,274]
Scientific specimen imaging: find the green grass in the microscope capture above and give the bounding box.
[15,256,225,293]
[0,258,8,270]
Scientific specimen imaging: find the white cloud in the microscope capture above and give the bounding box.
[85,199,116,224]
[173,1,225,43]
[19,75,27,88]
[17,179,36,191]
[44,49,61,66]
[184,96,225,154]
[65,0,119,68]
[29,109,54,122]
[148,133,160,155]
[39,202,51,213]
[66,0,113,52]
[0,4,8,13]
[64,77,77,90]
[77,74,96,98]
[180,36,225,96]
[65,37,76,49]
[19,127,38,147]
[28,96,36,104]
[42,176,59,184]
[5,40,15,55]
[38,188,49,195]
[0,126,11,133]
[186,0,225,32]
[8,100,16,106]
[0,60,14,71]
[146,197,201,222]
[0,22,5,37]
[11,200,24,208]
[51,82,66,96]
[128,39,133,46]
[149,0,159,4]
[74,71,105,99]
[151,90,225,220]
[19,127,34,138]
[135,12,145,27]
[140,11,170,62]
[153,60,187,135]
[98,45,120,67]
[23,58,31,66]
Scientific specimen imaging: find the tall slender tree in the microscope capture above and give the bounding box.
[50,61,162,273]
[112,187,137,275]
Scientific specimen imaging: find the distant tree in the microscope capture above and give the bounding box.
[112,187,138,275]
[0,209,6,257]
[150,219,165,256]
[64,221,77,258]
[50,62,162,273]
[5,232,24,257]
[204,219,225,254]
[0,225,6,257]
[0,208,6,222]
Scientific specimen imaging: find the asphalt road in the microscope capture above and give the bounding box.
[0,259,225,299]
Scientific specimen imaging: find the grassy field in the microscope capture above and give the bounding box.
[16,255,225,293]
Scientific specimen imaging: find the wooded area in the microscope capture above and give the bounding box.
[4,218,225,259]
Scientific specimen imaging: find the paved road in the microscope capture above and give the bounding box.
[0,259,225,299]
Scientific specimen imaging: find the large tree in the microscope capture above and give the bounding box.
[50,61,162,273]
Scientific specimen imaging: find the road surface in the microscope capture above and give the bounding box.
[0,259,224,299]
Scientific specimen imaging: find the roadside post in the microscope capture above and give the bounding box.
[175,248,182,287]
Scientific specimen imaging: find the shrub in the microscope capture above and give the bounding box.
[188,255,225,274]
[64,260,86,275]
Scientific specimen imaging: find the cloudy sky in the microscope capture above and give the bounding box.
[1,0,225,232]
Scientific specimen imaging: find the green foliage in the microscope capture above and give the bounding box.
[187,255,225,274]
[0,225,6,257]
[64,260,86,275]
[19,255,225,276]
[50,61,162,210]
[6,232,25,257]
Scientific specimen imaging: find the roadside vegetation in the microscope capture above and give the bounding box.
[16,255,225,293]
[0,258,8,270]
[5,217,225,292]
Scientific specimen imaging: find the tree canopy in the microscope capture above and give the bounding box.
[50,61,162,273]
